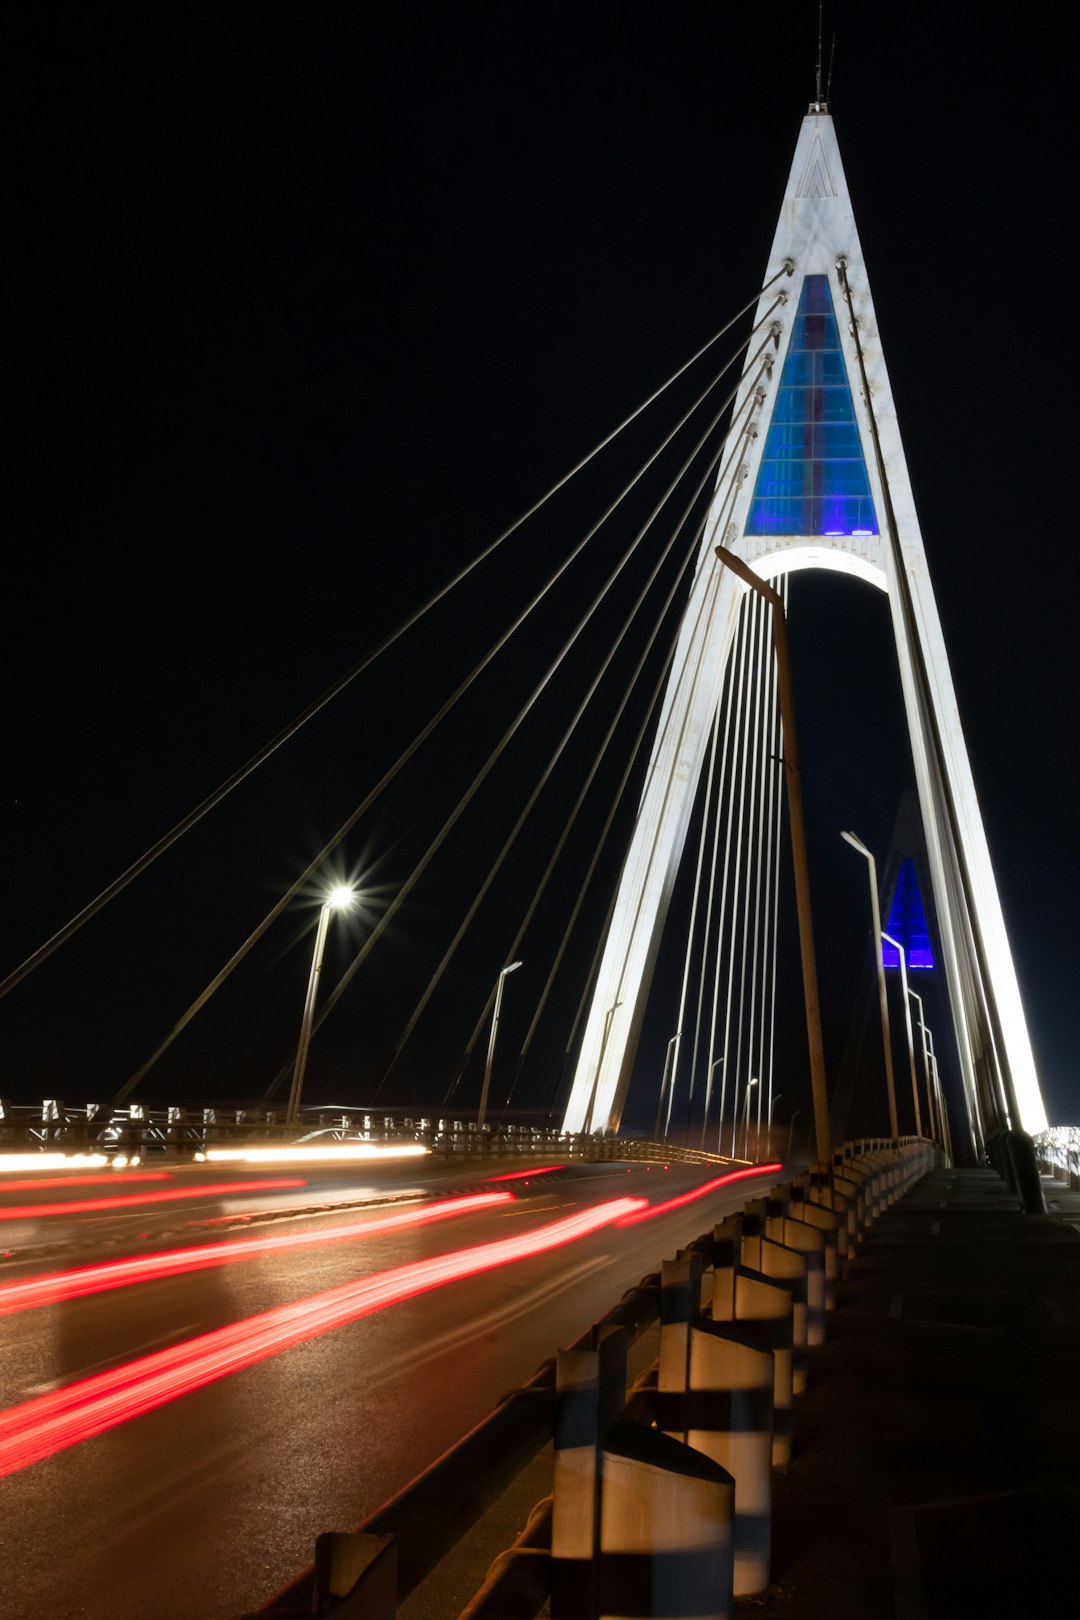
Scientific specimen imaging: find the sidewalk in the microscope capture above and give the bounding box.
[749,1167,1080,1618]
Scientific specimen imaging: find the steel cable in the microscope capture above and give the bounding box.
[1,268,792,1006]
[121,324,776,1104]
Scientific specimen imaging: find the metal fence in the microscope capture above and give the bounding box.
[0,1097,747,1168]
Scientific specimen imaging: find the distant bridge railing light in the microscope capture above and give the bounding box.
[1033,1126,1080,1189]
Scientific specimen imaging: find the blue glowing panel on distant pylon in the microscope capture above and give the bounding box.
[746,275,879,538]
[882,859,935,971]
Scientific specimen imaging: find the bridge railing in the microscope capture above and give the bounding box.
[0,1097,748,1168]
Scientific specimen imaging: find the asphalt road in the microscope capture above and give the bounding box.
[0,1155,778,1620]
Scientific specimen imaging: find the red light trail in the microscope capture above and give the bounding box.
[0,1191,513,1316]
[0,1180,307,1223]
[615,1162,783,1225]
[0,1173,174,1193]
[0,1195,644,1478]
[486,1164,566,1182]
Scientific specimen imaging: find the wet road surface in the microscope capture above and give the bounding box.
[0,1155,776,1620]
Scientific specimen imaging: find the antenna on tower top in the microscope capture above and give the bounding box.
[815,2,824,106]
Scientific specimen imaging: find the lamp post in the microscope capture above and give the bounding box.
[287,885,355,1126]
[701,1056,724,1150]
[477,962,523,1130]
[925,1028,953,1161]
[882,932,922,1138]
[786,1109,802,1161]
[655,1031,680,1140]
[906,986,936,1143]
[841,830,899,1143]
[584,999,622,1136]
[741,1076,759,1160]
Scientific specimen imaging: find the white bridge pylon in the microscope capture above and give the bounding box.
[562,108,1047,1145]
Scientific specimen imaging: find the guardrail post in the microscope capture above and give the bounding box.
[599,1421,734,1620]
[42,1098,66,1143]
[311,1530,397,1619]
[555,1318,736,1619]
[855,1150,888,1222]
[658,1246,776,1595]
[833,1149,872,1240]
[739,1199,809,1421]
[802,1166,852,1278]
[787,1178,843,1309]
[711,1218,794,1471]
[759,1185,827,1353]
[552,1327,623,1616]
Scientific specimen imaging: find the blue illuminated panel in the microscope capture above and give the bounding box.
[746,275,879,538]
[883,859,935,971]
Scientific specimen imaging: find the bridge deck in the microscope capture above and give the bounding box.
[760,1167,1080,1618]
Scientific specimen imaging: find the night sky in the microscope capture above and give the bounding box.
[6,2,1077,1136]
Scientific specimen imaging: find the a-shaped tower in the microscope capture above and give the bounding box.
[562,107,1047,1149]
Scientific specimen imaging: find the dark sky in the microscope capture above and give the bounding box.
[6,2,1077,1135]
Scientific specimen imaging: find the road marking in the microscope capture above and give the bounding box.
[889,1294,903,1320]
[929,1220,941,1236]
[1043,1296,1066,1323]
[499,1199,576,1216]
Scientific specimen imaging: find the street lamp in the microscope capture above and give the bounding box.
[741,1075,759,1160]
[701,1056,724,1150]
[786,1109,802,1161]
[477,962,523,1130]
[906,985,936,1143]
[841,830,899,1143]
[584,1000,622,1135]
[287,885,355,1125]
[655,1031,681,1140]
[924,1027,954,1161]
[882,932,922,1138]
